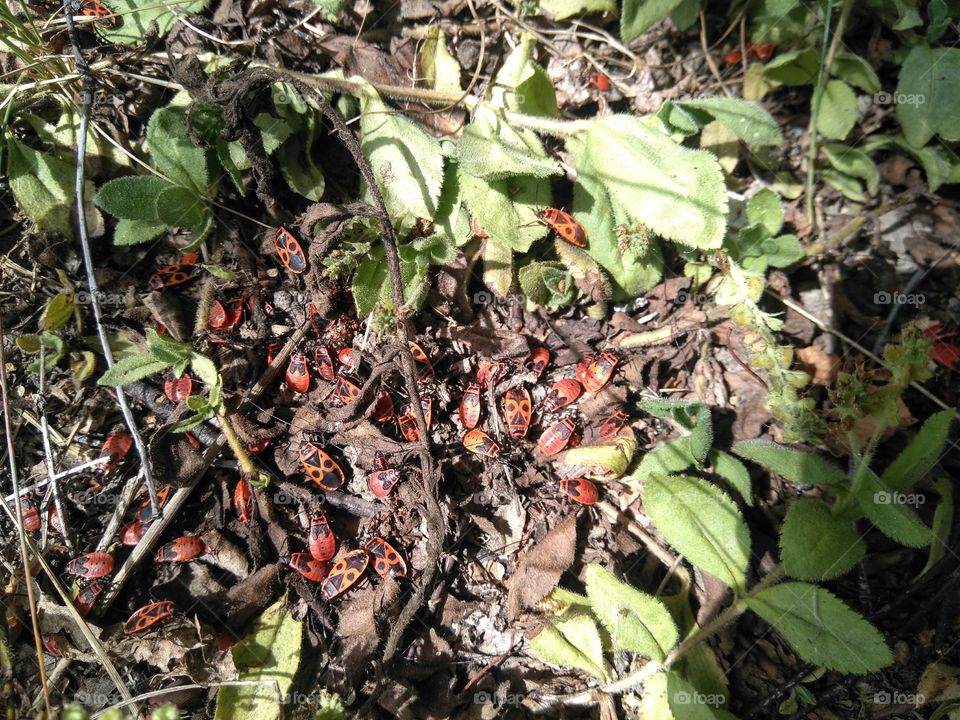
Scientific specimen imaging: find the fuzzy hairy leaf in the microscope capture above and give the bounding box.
[709,449,752,505]
[146,107,213,196]
[732,440,847,490]
[567,116,728,252]
[639,670,718,720]
[780,498,865,581]
[855,470,932,548]
[419,27,462,92]
[458,108,561,179]
[101,0,210,44]
[528,614,611,681]
[97,354,169,387]
[155,185,208,228]
[831,51,881,94]
[540,0,616,20]
[919,477,953,577]
[584,565,678,659]
[94,175,171,222]
[459,169,550,253]
[8,137,78,239]
[881,410,954,492]
[746,583,893,673]
[643,475,751,592]
[822,144,879,196]
[358,83,444,233]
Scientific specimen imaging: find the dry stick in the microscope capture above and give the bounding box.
[38,344,75,553]
[0,314,52,716]
[63,1,160,517]
[100,319,312,610]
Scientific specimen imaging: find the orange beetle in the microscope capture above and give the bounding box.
[538,208,587,248]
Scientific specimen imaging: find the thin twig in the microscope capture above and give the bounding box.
[63,0,160,517]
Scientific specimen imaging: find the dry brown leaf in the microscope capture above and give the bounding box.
[506,514,577,620]
[795,345,840,386]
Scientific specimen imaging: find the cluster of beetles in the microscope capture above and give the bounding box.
[24,213,629,641]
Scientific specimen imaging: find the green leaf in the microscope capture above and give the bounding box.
[459,169,549,252]
[202,264,238,280]
[518,261,575,308]
[539,0,616,20]
[763,48,819,86]
[927,0,950,41]
[419,27,462,92]
[189,352,219,389]
[146,329,192,367]
[819,168,866,202]
[816,80,857,141]
[41,292,75,332]
[822,143,879,196]
[94,175,172,222]
[70,350,97,384]
[882,410,954,492]
[888,0,923,29]
[155,185,207,228]
[896,46,960,147]
[567,116,728,252]
[482,238,513,296]
[640,399,713,461]
[634,438,696,479]
[113,218,169,246]
[276,135,326,201]
[643,475,751,592]
[432,162,472,247]
[732,440,847,490]
[16,334,41,353]
[353,247,389,317]
[830,52,881,94]
[675,98,784,146]
[97,353,169,387]
[567,140,664,298]
[491,34,558,118]
[919,476,953,577]
[709,449,753,505]
[7,137,78,239]
[458,107,562,179]
[584,565,678,660]
[639,670,719,720]
[746,188,783,235]
[855,469,932,548]
[862,133,958,191]
[253,112,294,155]
[26,332,66,373]
[146,107,213,195]
[780,499,865,581]
[621,0,685,43]
[102,0,211,44]
[528,614,611,681]
[311,0,349,21]
[358,83,444,232]
[745,583,893,673]
[214,597,302,720]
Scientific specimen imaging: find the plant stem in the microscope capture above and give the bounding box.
[805,0,853,226]
[220,412,255,474]
[279,68,587,137]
